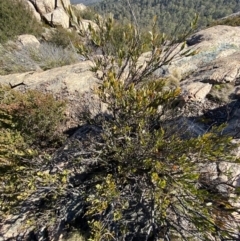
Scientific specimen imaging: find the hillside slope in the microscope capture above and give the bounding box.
[93,0,240,35]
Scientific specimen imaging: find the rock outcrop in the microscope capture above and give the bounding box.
[24,0,96,34]
[0,60,95,94]
[17,34,40,48]
[25,0,41,21]
[26,0,71,28]
[43,6,70,28]
[164,25,240,102]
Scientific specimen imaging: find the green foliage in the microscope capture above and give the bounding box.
[97,20,165,53]
[84,76,238,240]
[1,9,239,240]
[0,86,67,215]
[0,0,43,44]
[78,14,196,85]
[76,14,240,240]
[0,85,66,149]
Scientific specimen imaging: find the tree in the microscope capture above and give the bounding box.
[74,13,240,240]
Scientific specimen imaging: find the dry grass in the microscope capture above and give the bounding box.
[28,42,81,70]
[0,41,81,75]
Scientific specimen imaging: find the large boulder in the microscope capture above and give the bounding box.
[25,0,41,21]
[156,25,240,101]
[27,0,71,28]
[44,6,70,28]
[0,61,95,93]
[28,0,55,15]
[17,34,40,48]
[28,0,70,14]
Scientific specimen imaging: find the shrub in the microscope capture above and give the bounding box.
[74,15,240,240]
[0,0,43,44]
[207,83,234,103]
[210,15,240,27]
[47,27,81,48]
[0,85,66,149]
[72,6,97,21]
[83,77,238,241]
[0,86,67,214]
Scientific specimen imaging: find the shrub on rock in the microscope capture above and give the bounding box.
[73,15,240,240]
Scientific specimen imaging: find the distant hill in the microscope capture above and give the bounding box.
[93,0,240,35]
[70,0,102,5]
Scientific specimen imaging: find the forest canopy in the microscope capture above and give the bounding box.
[93,0,240,35]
